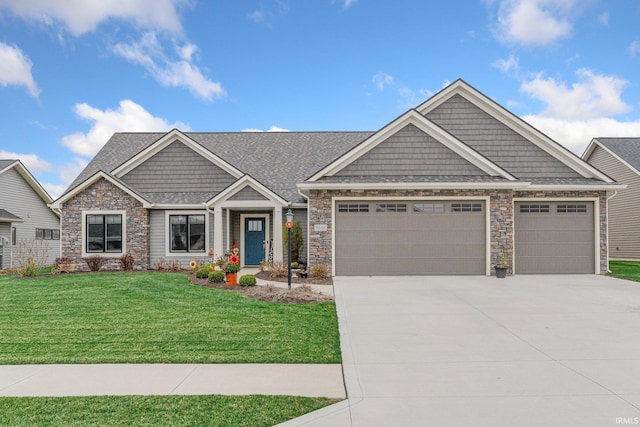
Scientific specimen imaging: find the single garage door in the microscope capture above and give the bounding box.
[515,201,595,274]
[335,200,485,275]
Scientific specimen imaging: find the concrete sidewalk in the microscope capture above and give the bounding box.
[0,364,345,398]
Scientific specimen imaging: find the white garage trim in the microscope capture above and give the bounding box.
[512,197,600,275]
[331,196,491,276]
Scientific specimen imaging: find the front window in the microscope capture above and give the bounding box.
[170,214,205,252]
[86,214,122,253]
[35,228,60,240]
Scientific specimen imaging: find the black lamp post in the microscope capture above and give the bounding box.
[286,209,293,289]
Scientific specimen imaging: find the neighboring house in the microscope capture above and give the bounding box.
[51,80,622,275]
[583,137,640,260]
[0,160,60,269]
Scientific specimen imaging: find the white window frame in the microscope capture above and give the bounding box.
[81,210,127,258]
[164,210,208,257]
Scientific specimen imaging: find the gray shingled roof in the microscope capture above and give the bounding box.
[595,137,640,173]
[67,131,374,203]
[0,208,22,221]
[0,159,17,171]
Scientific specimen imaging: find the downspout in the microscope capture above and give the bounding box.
[297,188,311,269]
[605,191,618,273]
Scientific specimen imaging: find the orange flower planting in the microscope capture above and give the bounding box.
[229,254,240,265]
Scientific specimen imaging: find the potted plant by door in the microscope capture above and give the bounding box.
[225,254,241,286]
[495,253,508,278]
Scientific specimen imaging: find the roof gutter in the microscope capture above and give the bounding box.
[297,181,532,192]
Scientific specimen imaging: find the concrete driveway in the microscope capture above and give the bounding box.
[286,275,640,427]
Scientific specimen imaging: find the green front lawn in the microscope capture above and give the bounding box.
[0,272,341,364]
[609,260,640,282]
[0,395,338,427]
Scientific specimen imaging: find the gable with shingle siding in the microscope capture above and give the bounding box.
[334,123,487,177]
[228,186,269,201]
[120,141,237,194]
[425,94,582,178]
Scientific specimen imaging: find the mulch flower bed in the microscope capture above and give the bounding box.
[189,272,334,304]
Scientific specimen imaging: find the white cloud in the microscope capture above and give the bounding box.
[0,42,40,97]
[492,54,520,74]
[242,126,290,132]
[523,115,640,155]
[0,151,51,172]
[112,32,225,101]
[372,72,394,90]
[515,69,640,155]
[629,41,640,57]
[0,0,185,35]
[248,10,265,23]
[493,0,574,46]
[343,0,358,8]
[520,69,631,120]
[597,12,609,26]
[60,99,189,157]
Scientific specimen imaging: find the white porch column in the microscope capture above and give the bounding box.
[273,207,284,263]
[214,206,223,259]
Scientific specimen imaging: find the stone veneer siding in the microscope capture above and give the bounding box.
[308,189,607,276]
[61,178,150,270]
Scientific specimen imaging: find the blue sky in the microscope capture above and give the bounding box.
[0,0,639,198]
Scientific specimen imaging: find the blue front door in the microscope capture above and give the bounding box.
[244,218,265,266]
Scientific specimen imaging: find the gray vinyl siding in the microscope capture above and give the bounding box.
[149,210,164,267]
[121,141,237,194]
[0,168,60,268]
[149,209,212,269]
[0,223,9,269]
[335,124,486,177]
[228,186,268,201]
[587,146,640,259]
[426,95,582,178]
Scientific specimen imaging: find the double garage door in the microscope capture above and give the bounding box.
[335,200,595,276]
[335,200,486,276]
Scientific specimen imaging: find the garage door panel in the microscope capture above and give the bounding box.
[335,200,485,275]
[515,201,595,274]
[517,230,594,244]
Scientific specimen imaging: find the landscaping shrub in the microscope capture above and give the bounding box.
[152,258,168,271]
[16,240,49,277]
[168,260,182,271]
[119,253,135,271]
[270,261,287,278]
[195,266,211,279]
[239,274,257,287]
[208,271,225,283]
[85,255,104,272]
[283,220,304,262]
[310,264,328,279]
